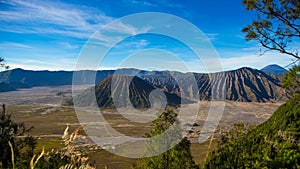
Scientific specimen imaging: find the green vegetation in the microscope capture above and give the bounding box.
[242,0,300,59]
[132,109,198,169]
[226,1,300,166]
[283,65,300,95]
[0,104,95,169]
[203,94,300,168]
[0,104,36,168]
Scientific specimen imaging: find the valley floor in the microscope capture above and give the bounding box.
[0,86,284,168]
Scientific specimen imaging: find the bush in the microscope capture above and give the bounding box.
[0,104,95,169]
[0,104,36,168]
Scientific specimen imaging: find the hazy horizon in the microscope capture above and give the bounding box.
[0,63,287,74]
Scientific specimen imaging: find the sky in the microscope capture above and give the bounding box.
[0,0,297,72]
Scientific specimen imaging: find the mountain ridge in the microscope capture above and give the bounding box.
[70,74,194,108]
[142,67,289,102]
[0,67,289,102]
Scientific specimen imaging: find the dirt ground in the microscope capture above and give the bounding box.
[0,86,284,168]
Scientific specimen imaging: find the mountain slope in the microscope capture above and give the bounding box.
[142,67,289,102]
[72,75,194,108]
[204,94,300,168]
[261,64,288,75]
[1,67,289,102]
[221,67,287,102]
[0,68,115,88]
[0,83,16,92]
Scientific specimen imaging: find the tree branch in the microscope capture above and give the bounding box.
[270,10,300,36]
[257,28,300,59]
[255,4,300,36]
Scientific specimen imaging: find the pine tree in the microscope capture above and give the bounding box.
[282,65,300,95]
[132,109,198,169]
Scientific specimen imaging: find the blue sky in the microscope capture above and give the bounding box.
[0,0,296,72]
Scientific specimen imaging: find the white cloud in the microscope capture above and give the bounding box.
[87,22,151,47]
[58,42,79,49]
[220,53,293,70]
[113,39,149,50]
[0,42,33,49]
[7,58,76,71]
[0,0,113,39]
[0,0,154,41]
[131,0,158,7]
[205,33,218,41]
[125,51,293,73]
[185,52,293,73]
[129,0,183,9]
[104,20,148,35]
[4,50,293,72]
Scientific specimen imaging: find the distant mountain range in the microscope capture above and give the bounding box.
[0,82,16,92]
[260,64,288,75]
[0,68,115,87]
[0,65,290,105]
[68,75,195,108]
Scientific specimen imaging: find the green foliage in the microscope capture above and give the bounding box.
[203,94,300,168]
[282,65,300,95]
[132,109,198,169]
[242,0,300,59]
[0,104,36,169]
[0,57,9,69]
[0,105,95,169]
[220,122,256,145]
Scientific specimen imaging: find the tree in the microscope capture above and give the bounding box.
[202,94,300,169]
[242,0,300,59]
[0,105,95,168]
[282,64,300,94]
[0,57,9,69]
[132,109,198,169]
[0,104,36,168]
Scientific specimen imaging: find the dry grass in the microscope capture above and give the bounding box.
[7,105,80,135]
[5,101,283,168]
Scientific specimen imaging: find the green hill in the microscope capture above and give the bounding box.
[203,94,300,168]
